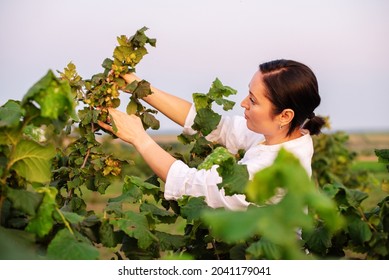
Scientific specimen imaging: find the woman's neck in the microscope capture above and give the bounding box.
[263,129,303,145]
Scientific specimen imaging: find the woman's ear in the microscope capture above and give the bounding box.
[279,108,295,126]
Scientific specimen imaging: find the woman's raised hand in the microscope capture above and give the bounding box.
[98,108,148,148]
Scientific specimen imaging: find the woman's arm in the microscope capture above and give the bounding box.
[122,73,192,127]
[98,108,176,181]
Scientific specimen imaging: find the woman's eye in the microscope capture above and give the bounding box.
[249,97,255,104]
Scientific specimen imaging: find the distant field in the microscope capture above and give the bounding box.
[151,133,179,144]
[346,132,389,160]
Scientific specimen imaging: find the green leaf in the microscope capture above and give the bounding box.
[25,186,57,238]
[306,190,344,232]
[0,100,24,128]
[202,207,261,243]
[133,80,153,99]
[192,108,221,136]
[229,243,247,260]
[109,176,159,205]
[344,188,369,208]
[197,146,250,195]
[104,201,123,216]
[368,232,389,256]
[0,127,20,145]
[179,196,210,223]
[218,163,249,196]
[22,70,76,120]
[190,136,213,156]
[323,183,368,209]
[47,229,99,260]
[117,35,127,46]
[208,78,237,99]
[109,211,157,249]
[177,132,198,145]
[302,225,333,255]
[114,46,129,62]
[130,26,156,48]
[140,202,177,224]
[193,93,210,111]
[124,175,160,196]
[99,219,118,248]
[215,98,235,111]
[60,210,84,224]
[78,107,100,125]
[93,172,112,194]
[101,58,113,70]
[246,238,283,260]
[347,215,373,244]
[247,148,313,204]
[108,185,143,204]
[10,140,56,183]
[126,98,138,115]
[0,226,39,260]
[198,146,234,170]
[203,149,342,259]
[154,231,185,251]
[375,149,389,163]
[124,80,138,93]
[6,187,43,216]
[141,111,160,130]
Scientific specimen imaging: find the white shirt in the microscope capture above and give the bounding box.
[164,105,314,211]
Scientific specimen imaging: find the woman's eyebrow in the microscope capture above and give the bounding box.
[249,91,257,100]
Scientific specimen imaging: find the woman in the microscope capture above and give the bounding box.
[99,59,325,210]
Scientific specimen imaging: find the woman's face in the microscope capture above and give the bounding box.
[240,71,279,136]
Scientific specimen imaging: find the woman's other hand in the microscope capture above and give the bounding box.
[98,107,176,182]
[98,108,148,148]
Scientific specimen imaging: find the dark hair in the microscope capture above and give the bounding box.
[259,59,325,135]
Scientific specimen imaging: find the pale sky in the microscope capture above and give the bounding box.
[1,0,388,133]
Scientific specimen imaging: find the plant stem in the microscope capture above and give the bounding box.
[357,207,377,232]
[81,148,91,169]
[56,208,74,235]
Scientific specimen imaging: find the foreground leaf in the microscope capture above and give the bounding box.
[22,70,76,120]
[25,187,57,238]
[109,211,157,249]
[9,140,56,183]
[6,187,43,216]
[47,229,99,260]
[203,149,343,259]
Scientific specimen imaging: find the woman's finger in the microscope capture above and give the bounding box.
[98,120,113,132]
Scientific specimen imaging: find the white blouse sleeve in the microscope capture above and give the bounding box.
[164,160,250,211]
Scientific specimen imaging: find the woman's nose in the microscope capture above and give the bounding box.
[241,96,248,109]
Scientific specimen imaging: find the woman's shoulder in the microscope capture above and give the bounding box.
[221,115,265,149]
